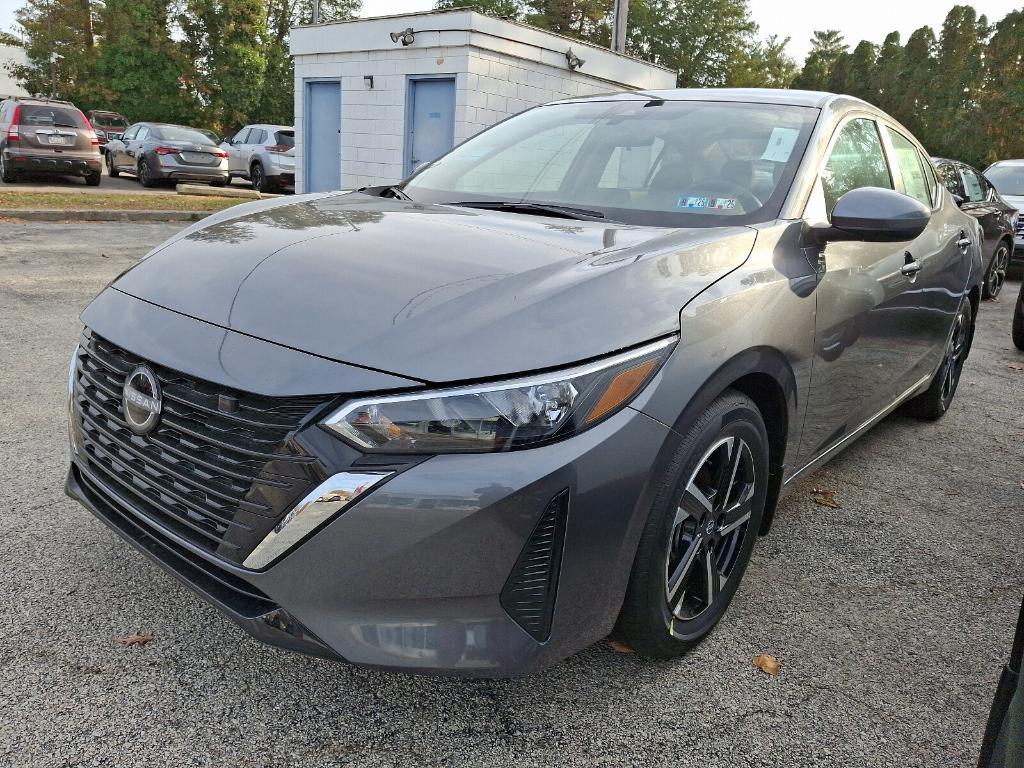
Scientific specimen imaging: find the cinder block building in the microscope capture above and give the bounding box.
[289,8,675,193]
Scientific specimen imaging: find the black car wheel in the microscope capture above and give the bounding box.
[138,159,157,188]
[615,390,768,657]
[0,153,16,183]
[85,171,101,187]
[250,162,270,193]
[983,242,1011,300]
[106,152,119,178]
[1013,282,1024,351]
[210,176,227,188]
[908,298,973,420]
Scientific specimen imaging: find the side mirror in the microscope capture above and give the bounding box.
[952,193,965,207]
[817,187,931,243]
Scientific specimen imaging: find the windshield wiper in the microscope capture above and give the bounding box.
[358,184,412,201]
[448,201,605,220]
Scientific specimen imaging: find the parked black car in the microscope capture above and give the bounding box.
[66,90,984,677]
[978,594,1024,767]
[984,160,1024,267]
[104,122,229,187]
[934,158,1017,298]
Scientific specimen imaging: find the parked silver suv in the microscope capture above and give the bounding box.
[222,124,295,192]
[0,97,102,185]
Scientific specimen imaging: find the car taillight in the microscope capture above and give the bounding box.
[76,109,100,145]
[7,105,20,142]
[155,147,179,155]
[213,149,228,158]
[267,144,290,154]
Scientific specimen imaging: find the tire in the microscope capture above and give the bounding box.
[1013,282,1024,351]
[137,159,157,188]
[615,390,769,658]
[906,298,973,420]
[1,153,16,183]
[210,176,227,188]
[106,152,119,178]
[84,171,101,187]
[982,241,1011,300]
[250,162,271,193]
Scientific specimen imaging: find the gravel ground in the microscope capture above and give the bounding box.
[1,222,1022,768]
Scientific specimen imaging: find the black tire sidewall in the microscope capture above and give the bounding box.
[619,392,769,657]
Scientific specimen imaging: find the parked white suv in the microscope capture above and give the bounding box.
[222,124,295,192]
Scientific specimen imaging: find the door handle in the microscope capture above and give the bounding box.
[956,237,972,250]
[901,253,922,277]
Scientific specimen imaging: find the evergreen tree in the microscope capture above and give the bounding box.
[897,26,937,141]
[434,0,524,17]
[11,0,102,103]
[829,40,876,101]
[523,0,612,47]
[873,31,903,115]
[929,5,988,163]
[792,30,847,90]
[728,35,797,89]
[978,9,1024,163]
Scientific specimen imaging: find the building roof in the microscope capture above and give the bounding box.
[563,88,843,108]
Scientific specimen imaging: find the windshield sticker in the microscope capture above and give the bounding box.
[677,196,737,211]
[761,127,800,163]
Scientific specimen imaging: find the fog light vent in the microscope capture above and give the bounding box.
[500,490,569,642]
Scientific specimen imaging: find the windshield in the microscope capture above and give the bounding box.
[402,99,819,227]
[153,125,216,144]
[21,105,87,129]
[94,113,127,128]
[986,165,1024,197]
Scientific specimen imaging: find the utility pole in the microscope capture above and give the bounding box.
[612,0,629,54]
[311,0,319,24]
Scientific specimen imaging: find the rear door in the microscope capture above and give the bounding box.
[959,163,1004,263]
[228,127,250,173]
[245,128,266,172]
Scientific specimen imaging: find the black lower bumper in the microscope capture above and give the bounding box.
[6,151,100,177]
[65,462,341,661]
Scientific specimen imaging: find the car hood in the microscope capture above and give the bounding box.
[999,194,1024,212]
[110,193,757,383]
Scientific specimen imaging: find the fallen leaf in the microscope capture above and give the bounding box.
[811,488,842,508]
[609,639,634,654]
[752,654,781,676]
[116,631,155,648]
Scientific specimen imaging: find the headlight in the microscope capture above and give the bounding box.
[322,337,675,453]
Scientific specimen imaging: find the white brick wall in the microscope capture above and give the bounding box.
[291,11,675,193]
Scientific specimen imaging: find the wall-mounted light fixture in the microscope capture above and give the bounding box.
[389,27,415,46]
[363,75,374,89]
[565,47,585,71]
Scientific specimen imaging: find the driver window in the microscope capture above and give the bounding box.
[821,118,893,216]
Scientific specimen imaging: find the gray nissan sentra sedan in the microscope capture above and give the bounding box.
[65,89,983,676]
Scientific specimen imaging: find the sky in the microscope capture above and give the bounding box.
[2,0,1022,64]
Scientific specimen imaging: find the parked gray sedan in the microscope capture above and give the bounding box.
[105,122,229,187]
[66,90,983,677]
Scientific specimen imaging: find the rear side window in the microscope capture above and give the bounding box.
[20,104,87,129]
[250,129,266,144]
[960,167,986,203]
[936,162,963,197]
[886,128,932,207]
[821,118,893,214]
[274,131,294,148]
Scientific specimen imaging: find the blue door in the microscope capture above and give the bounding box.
[406,78,455,177]
[306,80,341,192]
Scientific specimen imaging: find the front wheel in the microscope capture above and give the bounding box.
[983,242,1010,300]
[1013,282,1024,351]
[615,390,769,658]
[106,151,119,178]
[907,298,973,420]
[137,159,157,188]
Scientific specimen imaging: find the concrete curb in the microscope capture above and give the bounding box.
[0,209,212,222]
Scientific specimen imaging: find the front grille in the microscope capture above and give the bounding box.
[500,491,569,642]
[72,330,331,565]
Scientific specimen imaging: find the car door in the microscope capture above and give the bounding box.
[126,125,149,167]
[959,164,1003,263]
[244,128,265,174]
[882,125,970,369]
[799,116,933,459]
[228,127,250,173]
[113,124,138,167]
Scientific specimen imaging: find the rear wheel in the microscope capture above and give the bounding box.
[210,176,227,188]
[137,159,157,188]
[1,153,16,183]
[84,171,101,187]
[106,151,119,178]
[1013,282,1024,351]
[615,391,769,658]
[907,298,973,420]
[983,241,1010,299]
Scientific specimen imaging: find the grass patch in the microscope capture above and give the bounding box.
[0,190,243,212]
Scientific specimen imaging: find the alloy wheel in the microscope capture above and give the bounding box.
[665,435,755,631]
[251,164,264,191]
[105,152,113,173]
[988,245,1009,298]
[940,304,971,405]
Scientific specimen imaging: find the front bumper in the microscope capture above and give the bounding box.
[4,148,101,177]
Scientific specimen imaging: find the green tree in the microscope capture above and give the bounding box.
[434,0,524,17]
[93,0,198,123]
[978,9,1024,163]
[727,34,797,88]
[873,31,903,115]
[523,0,612,47]
[11,0,102,103]
[829,40,875,101]
[928,5,988,164]
[792,29,847,90]
[180,0,268,134]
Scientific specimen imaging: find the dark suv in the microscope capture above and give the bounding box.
[0,97,102,185]
[934,158,1017,299]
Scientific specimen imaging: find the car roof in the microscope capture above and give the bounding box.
[987,159,1024,167]
[553,88,847,109]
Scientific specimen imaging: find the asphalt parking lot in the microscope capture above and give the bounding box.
[4,164,264,194]
[1,222,1022,768]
